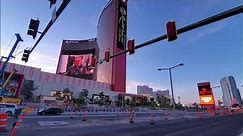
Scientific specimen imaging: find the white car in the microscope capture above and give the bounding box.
[0,104,17,116]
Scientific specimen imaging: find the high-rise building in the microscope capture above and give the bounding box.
[97,0,127,93]
[220,76,241,107]
[137,85,153,95]
[155,90,169,96]
[56,0,127,93]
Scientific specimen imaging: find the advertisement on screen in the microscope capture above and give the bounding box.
[197,82,215,109]
[117,0,127,50]
[57,54,94,79]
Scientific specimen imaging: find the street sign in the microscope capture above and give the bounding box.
[52,7,57,23]
[0,97,21,105]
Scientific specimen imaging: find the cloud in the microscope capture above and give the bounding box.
[1,47,58,73]
[188,22,226,42]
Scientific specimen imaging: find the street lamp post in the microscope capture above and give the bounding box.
[158,63,184,113]
[211,85,220,89]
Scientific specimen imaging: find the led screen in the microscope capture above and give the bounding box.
[57,54,94,79]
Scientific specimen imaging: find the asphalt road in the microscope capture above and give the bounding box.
[4,113,243,136]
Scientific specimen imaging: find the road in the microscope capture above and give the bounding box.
[1,112,243,136]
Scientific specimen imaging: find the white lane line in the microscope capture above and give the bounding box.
[38,121,69,126]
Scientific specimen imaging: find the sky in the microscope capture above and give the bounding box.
[1,0,242,104]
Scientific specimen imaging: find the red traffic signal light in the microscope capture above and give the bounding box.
[127,39,135,55]
[104,49,110,62]
[166,21,177,41]
[91,56,96,67]
[27,19,40,39]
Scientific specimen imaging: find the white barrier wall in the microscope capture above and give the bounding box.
[1,61,117,98]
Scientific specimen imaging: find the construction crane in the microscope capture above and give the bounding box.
[0,33,23,96]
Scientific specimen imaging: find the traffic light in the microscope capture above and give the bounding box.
[91,56,96,67]
[21,50,30,62]
[49,0,57,8]
[166,21,177,41]
[27,19,40,39]
[127,39,135,55]
[104,49,110,62]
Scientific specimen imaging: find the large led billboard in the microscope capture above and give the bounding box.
[57,39,99,80]
[57,54,94,79]
[197,82,215,109]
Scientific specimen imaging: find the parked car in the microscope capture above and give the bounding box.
[37,107,63,115]
[0,104,17,116]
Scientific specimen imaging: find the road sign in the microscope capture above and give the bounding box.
[52,7,57,23]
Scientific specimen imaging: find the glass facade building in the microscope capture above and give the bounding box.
[220,76,241,107]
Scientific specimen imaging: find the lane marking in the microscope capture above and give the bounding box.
[38,121,69,126]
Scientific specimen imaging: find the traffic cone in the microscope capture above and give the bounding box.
[9,129,16,136]
[82,110,87,121]
[70,111,73,119]
[0,113,7,132]
[129,110,134,123]
[149,111,155,125]
[165,113,168,121]
[10,113,25,136]
[183,111,189,121]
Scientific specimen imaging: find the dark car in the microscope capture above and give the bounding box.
[37,107,63,115]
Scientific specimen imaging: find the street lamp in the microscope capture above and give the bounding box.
[158,63,184,112]
[211,85,220,89]
[178,96,181,104]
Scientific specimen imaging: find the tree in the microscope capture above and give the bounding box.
[192,102,199,109]
[156,95,170,108]
[143,97,149,107]
[62,87,73,101]
[150,101,158,109]
[63,87,71,94]
[74,97,86,107]
[175,103,184,110]
[79,89,89,98]
[97,92,106,106]
[130,97,136,107]
[125,98,130,106]
[115,100,122,107]
[20,80,38,100]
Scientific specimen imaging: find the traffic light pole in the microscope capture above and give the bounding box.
[0,33,23,96]
[110,5,242,59]
[29,0,71,54]
[169,68,176,113]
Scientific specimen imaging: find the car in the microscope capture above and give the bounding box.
[0,104,17,116]
[37,107,63,115]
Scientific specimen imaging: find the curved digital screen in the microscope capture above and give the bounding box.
[57,39,99,80]
[58,54,94,79]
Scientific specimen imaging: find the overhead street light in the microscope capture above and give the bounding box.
[157,63,184,113]
[211,85,221,89]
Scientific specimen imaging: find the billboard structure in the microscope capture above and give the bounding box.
[56,38,99,80]
[2,72,24,98]
[197,82,215,110]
